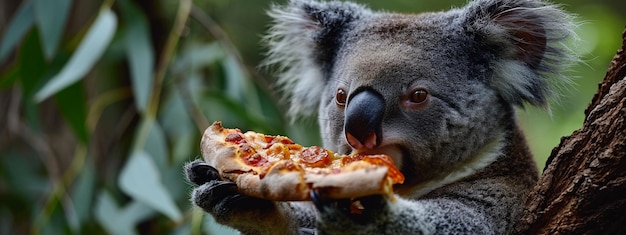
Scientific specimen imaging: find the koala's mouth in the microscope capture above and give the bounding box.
[352,145,405,169]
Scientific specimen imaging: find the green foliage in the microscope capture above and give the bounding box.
[120,0,154,114]
[35,8,117,102]
[33,0,72,59]
[0,0,623,234]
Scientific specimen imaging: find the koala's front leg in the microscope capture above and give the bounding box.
[311,191,494,235]
[185,160,316,235]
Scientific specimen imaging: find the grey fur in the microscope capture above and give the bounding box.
[187,0,576,234]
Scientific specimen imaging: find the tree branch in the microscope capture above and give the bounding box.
[515,27,626,234]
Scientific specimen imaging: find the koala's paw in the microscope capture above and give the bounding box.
[184,160,274,221]
[311,190,389,233]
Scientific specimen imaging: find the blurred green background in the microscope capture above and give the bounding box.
[0,0,623,234]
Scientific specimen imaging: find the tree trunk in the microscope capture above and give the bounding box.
[514,27,626,234]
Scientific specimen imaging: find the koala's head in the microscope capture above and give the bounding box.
[265,0,575,189]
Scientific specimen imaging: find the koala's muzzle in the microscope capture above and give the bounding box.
[344,89,384,150]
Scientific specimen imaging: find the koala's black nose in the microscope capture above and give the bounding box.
[344,88,384,150]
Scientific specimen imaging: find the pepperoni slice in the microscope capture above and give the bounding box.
[225,133,246,144]
[300,146,331,167]
[360,155,405,184]
[242,153,268,167]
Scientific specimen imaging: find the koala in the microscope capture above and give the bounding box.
[185,0,576,234]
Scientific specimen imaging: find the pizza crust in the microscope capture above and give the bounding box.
[201,123,251,175]
[254,160,309,200]
[305,163,389,199]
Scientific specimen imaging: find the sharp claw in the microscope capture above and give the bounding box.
[207,181,237,192]
[204,165,221,181]
[188,161,222,185]
[220,193,246,208]
[221,193,271,210]
[197,181,239,208]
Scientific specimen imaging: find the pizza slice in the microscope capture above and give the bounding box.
[200,121,404,201]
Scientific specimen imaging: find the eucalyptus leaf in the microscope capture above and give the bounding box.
[173,42,224,74]
[120,201,156,225]
[63,198,81,235]
[222,55,265,124]
[95,190,157,235]
[223,55,247,102]
[160,161,190,203]
[159,88,195,163]
[34,9,117,102]
[17,32,46,134]
[201,91,251,128]
[201,90,272,133]
[94,191,138,235]
[172,134,195,163]
[118,151,182,221]
[120,0,154,113]
[19,31,46,98]
[70,160,96,232]
[145,121,168,169]
[33,0,72,59]
[0,1,35,63]
[54,82,89,143]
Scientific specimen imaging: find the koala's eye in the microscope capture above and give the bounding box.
[403,88,429,109]
[335,88,347,106]
[409,89,428,103]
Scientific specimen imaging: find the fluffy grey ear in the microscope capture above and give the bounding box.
[264,0,371,119]
[462,0,577,106]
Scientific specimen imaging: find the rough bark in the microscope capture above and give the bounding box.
[514,27,626,234]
